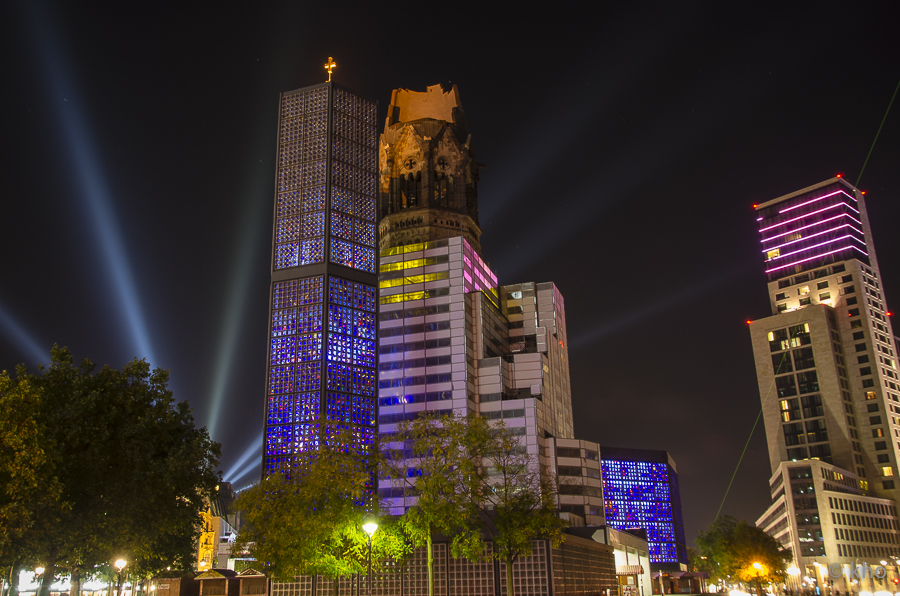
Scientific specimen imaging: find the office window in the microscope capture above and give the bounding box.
[847,296,858,305]
[841,274,853,283]
[773,353,793,374]
[800,297,812,306]
[776,292,788,301]
[820,292,831,300]
[793,347,816,371]
[849,308,861,317]
[776,375,798,397]
[799,286,810,296]
[779,279,792,289]
[871,416,883,425]
[874,429,885,438]
[884,481,895,489]
[878,454,890,463]
[769,328,789,352]
[797,371,819,395]
[818,281,830,290]
[867,403,879,413]
[802,394,824,418]
[863,379,875,388]
[852,320,863,329]
[875,441,887,450]
[856,343,868,352]
[861,367,872,376]
[882,467,894,477]
[781,399,801,422]
[778,304,788,312]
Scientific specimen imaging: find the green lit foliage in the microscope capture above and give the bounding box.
[383,412,487,596]
[0,346,221,594]
[695,515,790,586]
[475,422,566,596]
[232,445,410,587]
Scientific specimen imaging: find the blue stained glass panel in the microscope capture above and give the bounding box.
[353,338,375,367]
[329,277,353,307]
[276,215,301,243]
[354,311,376,339]
[267,395,294,425]
[353,219,375,247]
[352,396,375,426]
[300,238,325,264]
[331,185,353,213]
[302,211,325,238]
[275,242,299,269]
[353,244,375,273]
[272,308,297,337]
[353,282,376,312]
[328,333,353,364]
[327,362,353,392]
[277,190,302,217]
[326,392,352,422]
[354,193,375,221]
[329,306,353,335]
[298,277,323,304]
[353,367,375,396]
[302,186,326,212]
[330,238,353,267]
[271,336,297,365]
[297,362,321,391]
[297,304,323,334]
[331,211,353,241]
[297,333,322,361]
[272,280,298,309]
[269,365,295,395]
[296,392,319,421]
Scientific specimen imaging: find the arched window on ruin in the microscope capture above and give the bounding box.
[434,172,448,208]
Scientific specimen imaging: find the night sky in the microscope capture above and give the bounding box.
[2,1,899,547]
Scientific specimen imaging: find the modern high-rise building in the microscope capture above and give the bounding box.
[262,81,380,476]
[751,178,900,583]
[374,85,580,512]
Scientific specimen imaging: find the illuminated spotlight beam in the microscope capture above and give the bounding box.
[26,3,156,365]
[493,34,808,279]
[569,268,747,351]
[229,456,262,485]
[222,432,263,481]
[480,9,696,223]
[0,302,49,365]
[206,187,268,439]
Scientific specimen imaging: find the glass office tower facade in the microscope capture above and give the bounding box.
[263,82,379,477]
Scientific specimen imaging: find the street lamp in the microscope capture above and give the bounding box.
[753,563,763,596]
[115,559,127,596]
[34,567,45,596]
[362,517,378,596]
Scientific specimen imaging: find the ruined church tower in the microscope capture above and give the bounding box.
[377,84,483,253]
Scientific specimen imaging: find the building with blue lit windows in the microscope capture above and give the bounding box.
[262,82,379,476]
[599,446,687,570]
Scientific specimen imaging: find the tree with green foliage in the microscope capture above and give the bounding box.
[383,412,488,596]
[231,444,410,595]
[695,515,789,591]
[474,422,567,596]
[0,346,221,595]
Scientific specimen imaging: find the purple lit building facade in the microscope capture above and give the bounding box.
[262,82,379,476]
[751,178,900,578]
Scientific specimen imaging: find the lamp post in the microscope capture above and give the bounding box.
[362,518,378,596]
[753,563,764,596]
[114,560,127,596]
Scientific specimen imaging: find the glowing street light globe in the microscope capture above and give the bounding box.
[115,559,127,571]
[753,563,762,571]
[35,567,45,576]
[363,521,378,537]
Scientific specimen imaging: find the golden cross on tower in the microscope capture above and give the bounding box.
[324,57,337,82]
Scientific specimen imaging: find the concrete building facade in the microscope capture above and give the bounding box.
[752,178,900,585]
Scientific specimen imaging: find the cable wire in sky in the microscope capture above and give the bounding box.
[856,79,900,188]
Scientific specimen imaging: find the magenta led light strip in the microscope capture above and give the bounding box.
[765,234,867,263]
[759,202,858,233]
[778,190,858,215]
[761,213,863,244]
[765,244,869,273]
[761,223,864,253]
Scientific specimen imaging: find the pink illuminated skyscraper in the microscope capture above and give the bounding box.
[751,177,900,576]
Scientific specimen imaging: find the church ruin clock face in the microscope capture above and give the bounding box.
[403,157,417,170]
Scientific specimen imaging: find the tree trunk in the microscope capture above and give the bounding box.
[506,557,514,596]
[8,564,19,596]
[39,566,54,596]
[427,533,433,596]
[70,567,81,596]
[332,576,338,596]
